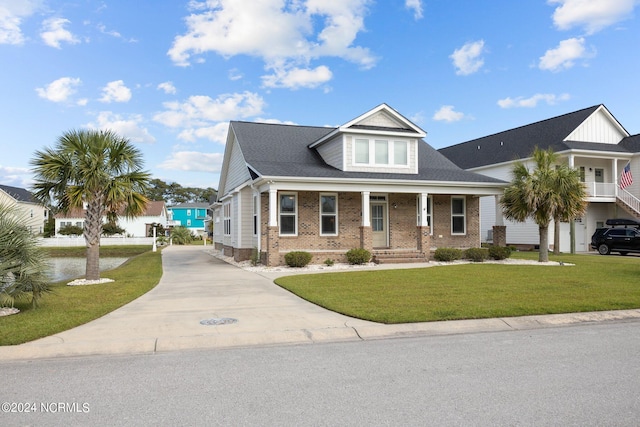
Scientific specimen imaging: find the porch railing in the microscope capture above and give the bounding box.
[584,182,616,198]
[617,188,640,216]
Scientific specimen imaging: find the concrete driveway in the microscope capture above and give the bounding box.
[1,245,639,361]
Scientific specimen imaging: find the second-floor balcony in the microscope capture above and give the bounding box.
[584,181,616,198]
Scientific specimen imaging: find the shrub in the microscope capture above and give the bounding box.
[250,247,260,266]
[284,251,312,268]
[324,258,335,267]
[58,224,84,236]
[488,245,512,260]
[433,247,462,262]
[345,248,371,265]
[170,226,193,245]
[465,247,489,262]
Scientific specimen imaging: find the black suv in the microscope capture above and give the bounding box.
[591,218,640,255]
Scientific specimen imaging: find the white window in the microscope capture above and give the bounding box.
[187,209,192,216]
[416,195,432,233]
[451,196,466,234]
[375,140,388,164]
[223,203,231,235]
[353,138,409,167]
[187,219,192,226]
[320,194,338,235]
[279,193,297,235]
[253,195,258,236]
[355,139,369,164]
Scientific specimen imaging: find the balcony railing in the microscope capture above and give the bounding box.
[618,188,640,215]
[584,182,616,198]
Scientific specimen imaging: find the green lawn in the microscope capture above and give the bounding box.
[275,252,640,324]
[0,246,162,346]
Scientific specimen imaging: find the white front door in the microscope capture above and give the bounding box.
[575,217,586,251]
[371,202,388,248]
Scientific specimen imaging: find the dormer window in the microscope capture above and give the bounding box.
[354,138,409,167]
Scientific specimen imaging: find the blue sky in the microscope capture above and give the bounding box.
[2,0,639,190]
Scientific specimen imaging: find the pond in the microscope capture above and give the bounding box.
[47,257,129,282]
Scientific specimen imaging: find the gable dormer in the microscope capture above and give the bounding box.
[309,104,426,175]
[565,104,629,144]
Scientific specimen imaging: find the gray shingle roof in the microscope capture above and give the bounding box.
[230,121,504,184]
[438,105,619,169]
[0,184,35,203]
[620,134,640,153]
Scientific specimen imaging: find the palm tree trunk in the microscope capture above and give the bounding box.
[84,195,104,281]
[539,223,550,262]
[553,218,560,255]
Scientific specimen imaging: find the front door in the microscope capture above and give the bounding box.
[371,202,388,248]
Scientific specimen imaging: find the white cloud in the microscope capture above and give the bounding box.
[157,81,177,94]
[35,77,82,102]
[178,123,229,144]
[40,17,80,48]
[450,40,485,75]
[99,80,132,103]
[405,0,423,19]
[228,68,243,81]
[432,105,465,123]
[539,37,589,71]
[167,0,376,88]
[549,0,637,34]
[158,151,224,173]
[153,91,265,130]
[262,65,332,89]
[0,0,41,45]
[497,93,571,108]
[87,111,156,144]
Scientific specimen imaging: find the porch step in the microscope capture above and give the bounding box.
[372,250,428,264]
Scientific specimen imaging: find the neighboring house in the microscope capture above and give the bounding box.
[167,203,210,237]
[54,200,168,237]
[439,104,640,252]
[212,104,506,266]
[0,184,49,235]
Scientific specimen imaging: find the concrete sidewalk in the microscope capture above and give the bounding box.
[1,245,639,361]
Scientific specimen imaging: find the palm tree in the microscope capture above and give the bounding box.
[501,147,587,262]
[30,129,151,281]
[0,203,50,308]
[552,164,588,255]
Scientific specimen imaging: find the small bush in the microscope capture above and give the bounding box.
[250,247,260,266]
[434,247,462,262]
[488,245,512,260]
[324,258,335,267]
[345,248,371,265]
[465,247,489,262]
[284,251,312,268]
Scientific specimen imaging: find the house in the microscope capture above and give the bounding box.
[439,104,640,252]
[54,200,168,237]
[167,203,210,237]
[0,184,49,235]
[211,104,507,266]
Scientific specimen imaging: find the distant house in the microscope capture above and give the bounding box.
[439,104,640,252]
[0,184,49,235]
[167,203,210,237]
[211,104,507,266]
[54,200,168,237]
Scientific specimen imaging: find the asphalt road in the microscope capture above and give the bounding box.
[2,320,640,426]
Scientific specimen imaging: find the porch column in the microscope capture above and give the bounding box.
[360,191,372,251]
[568,154,575,168]
[417,192,431,258]
[266,189,279,266]
[613,159,619,196]
[493,195,507,247]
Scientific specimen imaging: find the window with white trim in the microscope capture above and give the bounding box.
[279,193,297,235]
[320,194,338,235]
[187,219,192,226]
[451,196,466,234]
[253,195,258,236]
[223,203,231,235]
[187,209,192,216]
[416,195,432,233]
[353,138,410,167]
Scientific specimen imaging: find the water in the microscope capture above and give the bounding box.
[47,257,129,282]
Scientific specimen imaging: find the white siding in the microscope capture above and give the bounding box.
[224,139,252,193]
[316,135,344,169]
[239,187,254,248]
[566,109,626,144]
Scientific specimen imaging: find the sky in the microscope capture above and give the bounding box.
[2,0,639,190]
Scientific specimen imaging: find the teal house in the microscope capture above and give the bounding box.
[167,203,210,237]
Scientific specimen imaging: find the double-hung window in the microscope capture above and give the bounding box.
[223,203,231,235]
[354,138,409,166]
[279,193,297,235]
[320,194,338,235]
[451,196,466,234]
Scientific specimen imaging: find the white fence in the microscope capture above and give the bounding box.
[38,236,156,247]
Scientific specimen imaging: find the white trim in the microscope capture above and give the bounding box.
[352,137,412,169]
[417,194,433,234]
[279,192,298,236]
[451,196,466,235]
[319,193,338,236]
